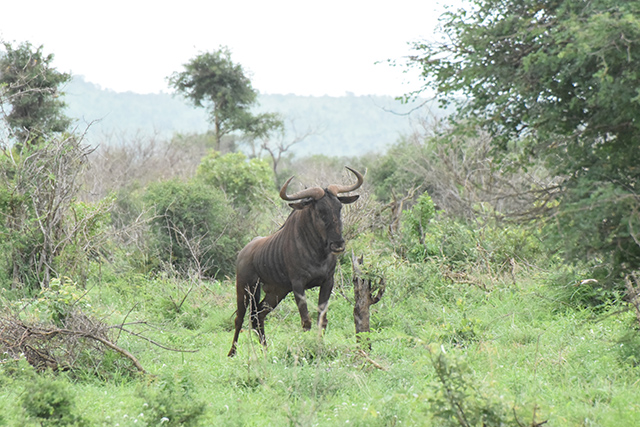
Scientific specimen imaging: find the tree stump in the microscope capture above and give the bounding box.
[351,253,385,348]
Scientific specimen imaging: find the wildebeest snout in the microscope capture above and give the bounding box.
[330,240,346,254]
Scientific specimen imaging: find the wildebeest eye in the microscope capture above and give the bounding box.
[317,207,330,218]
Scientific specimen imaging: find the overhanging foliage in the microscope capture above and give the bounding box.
[409,0,640,289]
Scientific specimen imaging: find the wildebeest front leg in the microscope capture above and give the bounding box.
[292,283,312,331]
[317,280,333,330]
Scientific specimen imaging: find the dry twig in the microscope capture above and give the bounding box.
[357,349,387,371]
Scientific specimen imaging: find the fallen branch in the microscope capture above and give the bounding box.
[357,349,387,371]
[109,325,198,353]
[55,327,146,374]
[0,313,148,374]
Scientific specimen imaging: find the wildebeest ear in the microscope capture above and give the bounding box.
[338,195,360,204]
[289,199,314,210]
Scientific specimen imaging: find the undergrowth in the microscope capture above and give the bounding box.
[2,219,640,426]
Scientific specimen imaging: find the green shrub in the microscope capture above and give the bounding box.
[617,326,640,368]
[55,196,114,285]
[544,264,623,311]
[20,276,92,326]
[428,347,510,427]
[148,274,207,330]
[144,178,243,278]
[439,302,483,347]
[404,192,436,242]
[367,137,425,203]
[400,214,474,265]
[141,369,207,426]
[400,203,544,276]
[0,136,100,291]
[196,151,276,209]
[20,375,86,426]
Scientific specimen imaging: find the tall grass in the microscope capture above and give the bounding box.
[2,223,640,426]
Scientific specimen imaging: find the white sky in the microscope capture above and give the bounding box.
[1,0,455,97]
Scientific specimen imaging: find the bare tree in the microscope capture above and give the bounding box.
[254,119,320,181]
[385,186,419,237]
[82,130,211,202]
[0,132,107,288]
[392,118,562,221]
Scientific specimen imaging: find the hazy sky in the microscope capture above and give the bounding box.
[1,1,455,97]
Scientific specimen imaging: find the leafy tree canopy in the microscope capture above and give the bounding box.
[0,41,72,144]
[167,46,282,148]
[410,0,640,288]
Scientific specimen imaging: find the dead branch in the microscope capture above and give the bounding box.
[352,253,386,348]
[0,312,196,376]
[357,349,387,371]
[0,313,146,374]
[109,325,198,353]
[58,328,146,374]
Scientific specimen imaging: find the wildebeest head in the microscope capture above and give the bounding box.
[280,167,364,254]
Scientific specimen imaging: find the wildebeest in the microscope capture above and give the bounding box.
[227,167,364,357]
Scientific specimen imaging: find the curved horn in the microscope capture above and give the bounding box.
[327,167,364,195]
[279,176,325,201]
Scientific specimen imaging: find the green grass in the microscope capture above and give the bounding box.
[2,257,640,426]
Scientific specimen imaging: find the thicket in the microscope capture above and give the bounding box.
[3,19,640,424]
[408,0,640,297]
[1,121,637,425]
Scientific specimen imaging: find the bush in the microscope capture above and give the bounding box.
[368,137,425,203]
[399,213,475,265]
[147,273,207,330]
[0,136,104,290]
[428,347,510,427]
[403,192,436,244]
[34,276,92,326]
[544,264,623,310]
[196,151,276,209]
[144,178,243,278]
[399,198,544,279]
[141,369,207,426]
[20,374,86,426]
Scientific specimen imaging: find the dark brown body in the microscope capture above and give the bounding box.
[228,168,363,357]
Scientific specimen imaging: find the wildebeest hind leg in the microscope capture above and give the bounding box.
[228,292,247,357]
[228,279,259,357]
[256,289,287,348]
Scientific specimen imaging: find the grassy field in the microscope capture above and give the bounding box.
[2,238,640,426]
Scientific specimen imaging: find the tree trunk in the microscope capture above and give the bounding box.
[351,253,385,348]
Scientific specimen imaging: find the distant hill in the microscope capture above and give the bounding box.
[64,77,448,157]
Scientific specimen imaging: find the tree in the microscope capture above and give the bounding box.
[409,0,640,291]
[0,133,102,289]
[0,41,72,145]
[0,43,106,290]
[252,118,316,182]
[168,46,282,149]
